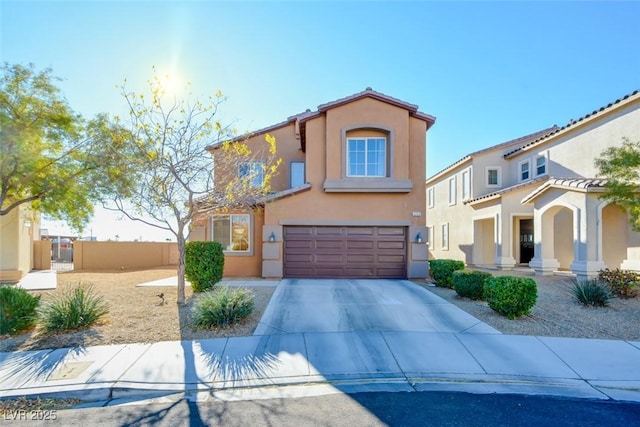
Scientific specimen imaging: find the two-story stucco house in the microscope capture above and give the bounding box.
[426,89,640,279]
[192,88,435,279]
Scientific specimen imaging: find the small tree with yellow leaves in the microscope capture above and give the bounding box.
[106,69,280,305]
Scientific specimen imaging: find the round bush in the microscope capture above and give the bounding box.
[0,286,41,335]
[428,259,465,288]
[185,241,225,292]
[453,270,492,300]
[191,286,254,328]
[483,276,537,319]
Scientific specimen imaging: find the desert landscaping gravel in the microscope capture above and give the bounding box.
[2,268,639,354]
[422,269,640,341]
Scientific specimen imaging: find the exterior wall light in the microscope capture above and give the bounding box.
[269,232,276,242]
[416,232,422,243]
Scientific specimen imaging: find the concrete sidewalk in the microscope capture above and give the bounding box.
[2,332,640,405]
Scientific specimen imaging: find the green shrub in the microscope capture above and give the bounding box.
[569,278,612,307]
[191,287,254,328]
[40,283,109,332]
[428,259,465,288]
[597,268,639,298]
[0,286,41,335]
[483,276,537,319]
[185,241,225,292]
[453,270,492,300]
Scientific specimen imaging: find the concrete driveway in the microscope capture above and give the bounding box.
[254,279,499,335]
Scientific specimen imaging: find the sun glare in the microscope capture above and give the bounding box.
[157,72,183,96]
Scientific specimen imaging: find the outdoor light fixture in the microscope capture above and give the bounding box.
[416,232,423,243]
[269,232,276,242]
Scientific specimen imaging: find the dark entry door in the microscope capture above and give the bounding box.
[519,219,534,264]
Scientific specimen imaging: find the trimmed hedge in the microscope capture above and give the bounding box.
[453,270,492,300]
[0,286,41,335]
[428,259,465,288]
[185,241,225,292]
[483,276,537,319]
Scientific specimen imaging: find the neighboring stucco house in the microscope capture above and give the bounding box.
[192,88,435,279]
[426,89,640,279]
[0,205,40,281]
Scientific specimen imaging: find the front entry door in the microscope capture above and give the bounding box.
[520,219,534,264]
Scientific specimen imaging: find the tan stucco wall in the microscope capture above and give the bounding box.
[0,206,36,280]
[602,204,629,269]
[73,241,178,270]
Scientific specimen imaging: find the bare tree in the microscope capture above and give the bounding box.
[108,71,280,304]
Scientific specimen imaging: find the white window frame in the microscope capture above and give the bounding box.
[485,166,501,188]
[519,159,531,182]
[442,223,449,250]
[427,187,434,208]
[461,169,471,201]
[427,225,434,249]
[211,214,251,253]
[448,176,457,206]
[238,161,264,188]
[535,155,546,177]
[346,137,387,177]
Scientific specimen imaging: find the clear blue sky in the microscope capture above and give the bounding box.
[2,1,639,240]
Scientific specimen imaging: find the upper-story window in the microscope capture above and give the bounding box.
[238,162,264,188]
[290,161,305,188]
[519,160,530,182]
[427,187,434,208]
[346,137,387,177]
[448,176,456,205]
[486,166,501,188]
[535,155,546,176]
[461,169,470,201]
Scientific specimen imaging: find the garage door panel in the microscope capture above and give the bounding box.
[283,226,407,279]
[316,254,344,263]
[378,241,406,250]
[346,240,375,250]
[347,227,375,236]
[347,254,375,263]
[316,240,345,249]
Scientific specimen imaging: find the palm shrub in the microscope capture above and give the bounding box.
[40,283,109,332]
[0,286,41,335]
[428,259,465,288]
[185,241,225,292]
[192,286,254,328]
[569,278,612,307]
[483,276,537,319]
[453,270,492,300]
[597,268,639,298]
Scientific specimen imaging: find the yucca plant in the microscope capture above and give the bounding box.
[570,278,612,307]
[191,287,254,328]
[40,283,109,332]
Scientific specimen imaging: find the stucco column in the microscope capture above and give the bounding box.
[262,225,283,278]
[493,213,515,270]
[570,198,605,280]
[529,208,559,276]
[408,225,428,278]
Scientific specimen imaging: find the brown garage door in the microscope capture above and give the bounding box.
[283,226,407,278]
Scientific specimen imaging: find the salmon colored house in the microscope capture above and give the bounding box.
[192,88,435,279]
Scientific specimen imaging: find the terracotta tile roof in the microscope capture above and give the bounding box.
[504,89,640,158]
[207,88,436,151]
[427,127,558,184]
[316,87,436,127]
[521,177,608,204]
[464,175,550,206]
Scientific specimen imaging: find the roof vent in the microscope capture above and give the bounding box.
[306,109,311,112]
[365,87,372,91]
